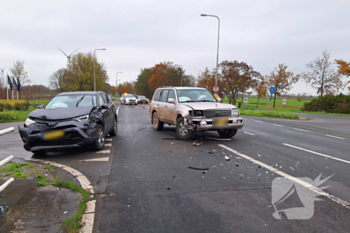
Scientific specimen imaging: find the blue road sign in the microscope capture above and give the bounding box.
[270,87,276,94]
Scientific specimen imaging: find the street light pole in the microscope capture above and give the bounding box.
[200,14,220,86]
[174,65,183,86]
[93,48,106,91]
[116,72,122,96]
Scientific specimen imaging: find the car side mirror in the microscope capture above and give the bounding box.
[217,97,222,103]
[37,105,44,109]
[168,98,175,104]
[102,103,109,109]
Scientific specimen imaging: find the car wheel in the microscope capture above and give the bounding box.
[152,111,163,131]
[92,124,105,150]
[217,129,237,138]
[109,117,118,137]
[176,117,195,140]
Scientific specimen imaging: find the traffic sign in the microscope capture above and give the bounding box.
[212,85,220,93]
[270,87,276,94]
[214,94,219,99]
[243,97,248,103]
[282,99,287,105]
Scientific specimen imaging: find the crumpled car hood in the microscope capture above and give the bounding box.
[29,106,94,120]
[180,102,237,110]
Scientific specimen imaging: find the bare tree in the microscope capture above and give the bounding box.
[302,51,343,111]
[49,68,67,93]
[10,60,30,86]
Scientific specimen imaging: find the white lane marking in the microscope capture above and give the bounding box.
[243,131,255,136]
[272,124,283,127]
[325,134,345,140]
[292,128,310,132]
[116,107,120,115]
[283,143,350,165]
[105,138,113,141]
[80,157,109,162]
[96,150,111,154]
[104,143,112,147]
[219,144,350,210]
[255,120,263,123]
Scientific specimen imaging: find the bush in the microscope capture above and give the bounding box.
[0,100,30,111]
[302,93,350,114]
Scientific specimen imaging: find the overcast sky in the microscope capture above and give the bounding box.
[1,0,349,95]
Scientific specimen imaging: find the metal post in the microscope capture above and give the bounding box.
[201,14,220,86]
[93,48,106,92]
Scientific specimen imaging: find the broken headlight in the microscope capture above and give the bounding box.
[24,118,36,127]
[194,110,203,117]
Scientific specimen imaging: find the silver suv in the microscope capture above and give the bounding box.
[149,86,243,140]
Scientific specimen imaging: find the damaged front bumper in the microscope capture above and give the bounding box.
[18,120,99,152]
[184,116,244,132]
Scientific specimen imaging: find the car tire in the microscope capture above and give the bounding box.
[92,124,105,150]
[176,117,195,140]
[153,111,163,131]
[109,117,118,137]
[217,129,237,138]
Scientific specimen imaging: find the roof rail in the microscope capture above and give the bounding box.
[159,85,173,88]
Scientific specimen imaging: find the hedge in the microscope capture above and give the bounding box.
[302,93,350,114]
[0,100,30,112]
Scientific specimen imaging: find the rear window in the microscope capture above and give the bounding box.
[153,89,162,101]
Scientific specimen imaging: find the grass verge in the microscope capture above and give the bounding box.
[0,106,35,123]
[240,110,300,119]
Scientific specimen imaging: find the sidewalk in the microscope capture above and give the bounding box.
[0,159,81,232]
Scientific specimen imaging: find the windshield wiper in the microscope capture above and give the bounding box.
[200,100,215,102]
[76,95,85,107]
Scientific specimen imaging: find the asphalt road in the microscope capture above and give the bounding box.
[1,104,350,233]
[94,104,350,233]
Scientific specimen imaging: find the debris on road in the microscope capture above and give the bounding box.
[225,156,231,161]
[188,166,209,171]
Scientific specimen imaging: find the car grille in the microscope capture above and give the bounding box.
[203,109,231,118]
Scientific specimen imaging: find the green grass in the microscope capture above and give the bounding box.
[240,110,300,119]
[224,96,312,107]
[54,177,92,233]
[0,106,35,123]
[0,162,31,179]
[29,99,50,105]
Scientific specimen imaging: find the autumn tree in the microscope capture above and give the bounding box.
[219,60,261,105]
[253,77,268,107]
[335,59,350,90]
[197,67,224,97]
[117,82,134,95]
[267,64,300,108]
[302,51,342,111]
[49,68,67,93]
[65,52,108,91]
[111,86,117,95]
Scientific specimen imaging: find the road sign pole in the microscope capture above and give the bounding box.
[267,95,272,112]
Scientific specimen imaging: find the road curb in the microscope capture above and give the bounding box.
[25,158,96,233]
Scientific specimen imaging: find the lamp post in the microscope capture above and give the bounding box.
[200,13,220,86]
[116,72,122,96]
[93,48,106,91]
[174,65,183,86]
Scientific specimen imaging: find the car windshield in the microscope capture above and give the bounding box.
[176,89,217,103]
[124,94,135,98]
[46,95,97,109]
[138,96,146,99]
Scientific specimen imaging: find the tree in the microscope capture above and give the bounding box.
[49,68,67,93]
[117,82,134,95]
[148,62,174,92]
[335,59,350,91]
[253,77,268,107]
[135,68,153,98]
[296,93,303,102]
[65,52,109,91]
[302,51,342,111]
[10,60,30,86]
[219,60,261,105]
[267,64,300,108]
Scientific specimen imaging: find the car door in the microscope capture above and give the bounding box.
[158,89,169,121]
[99,94,112,134]
[163,90,176,124]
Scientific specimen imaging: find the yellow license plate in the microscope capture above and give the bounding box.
[43,130,65,141]
[213,117,229,128]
